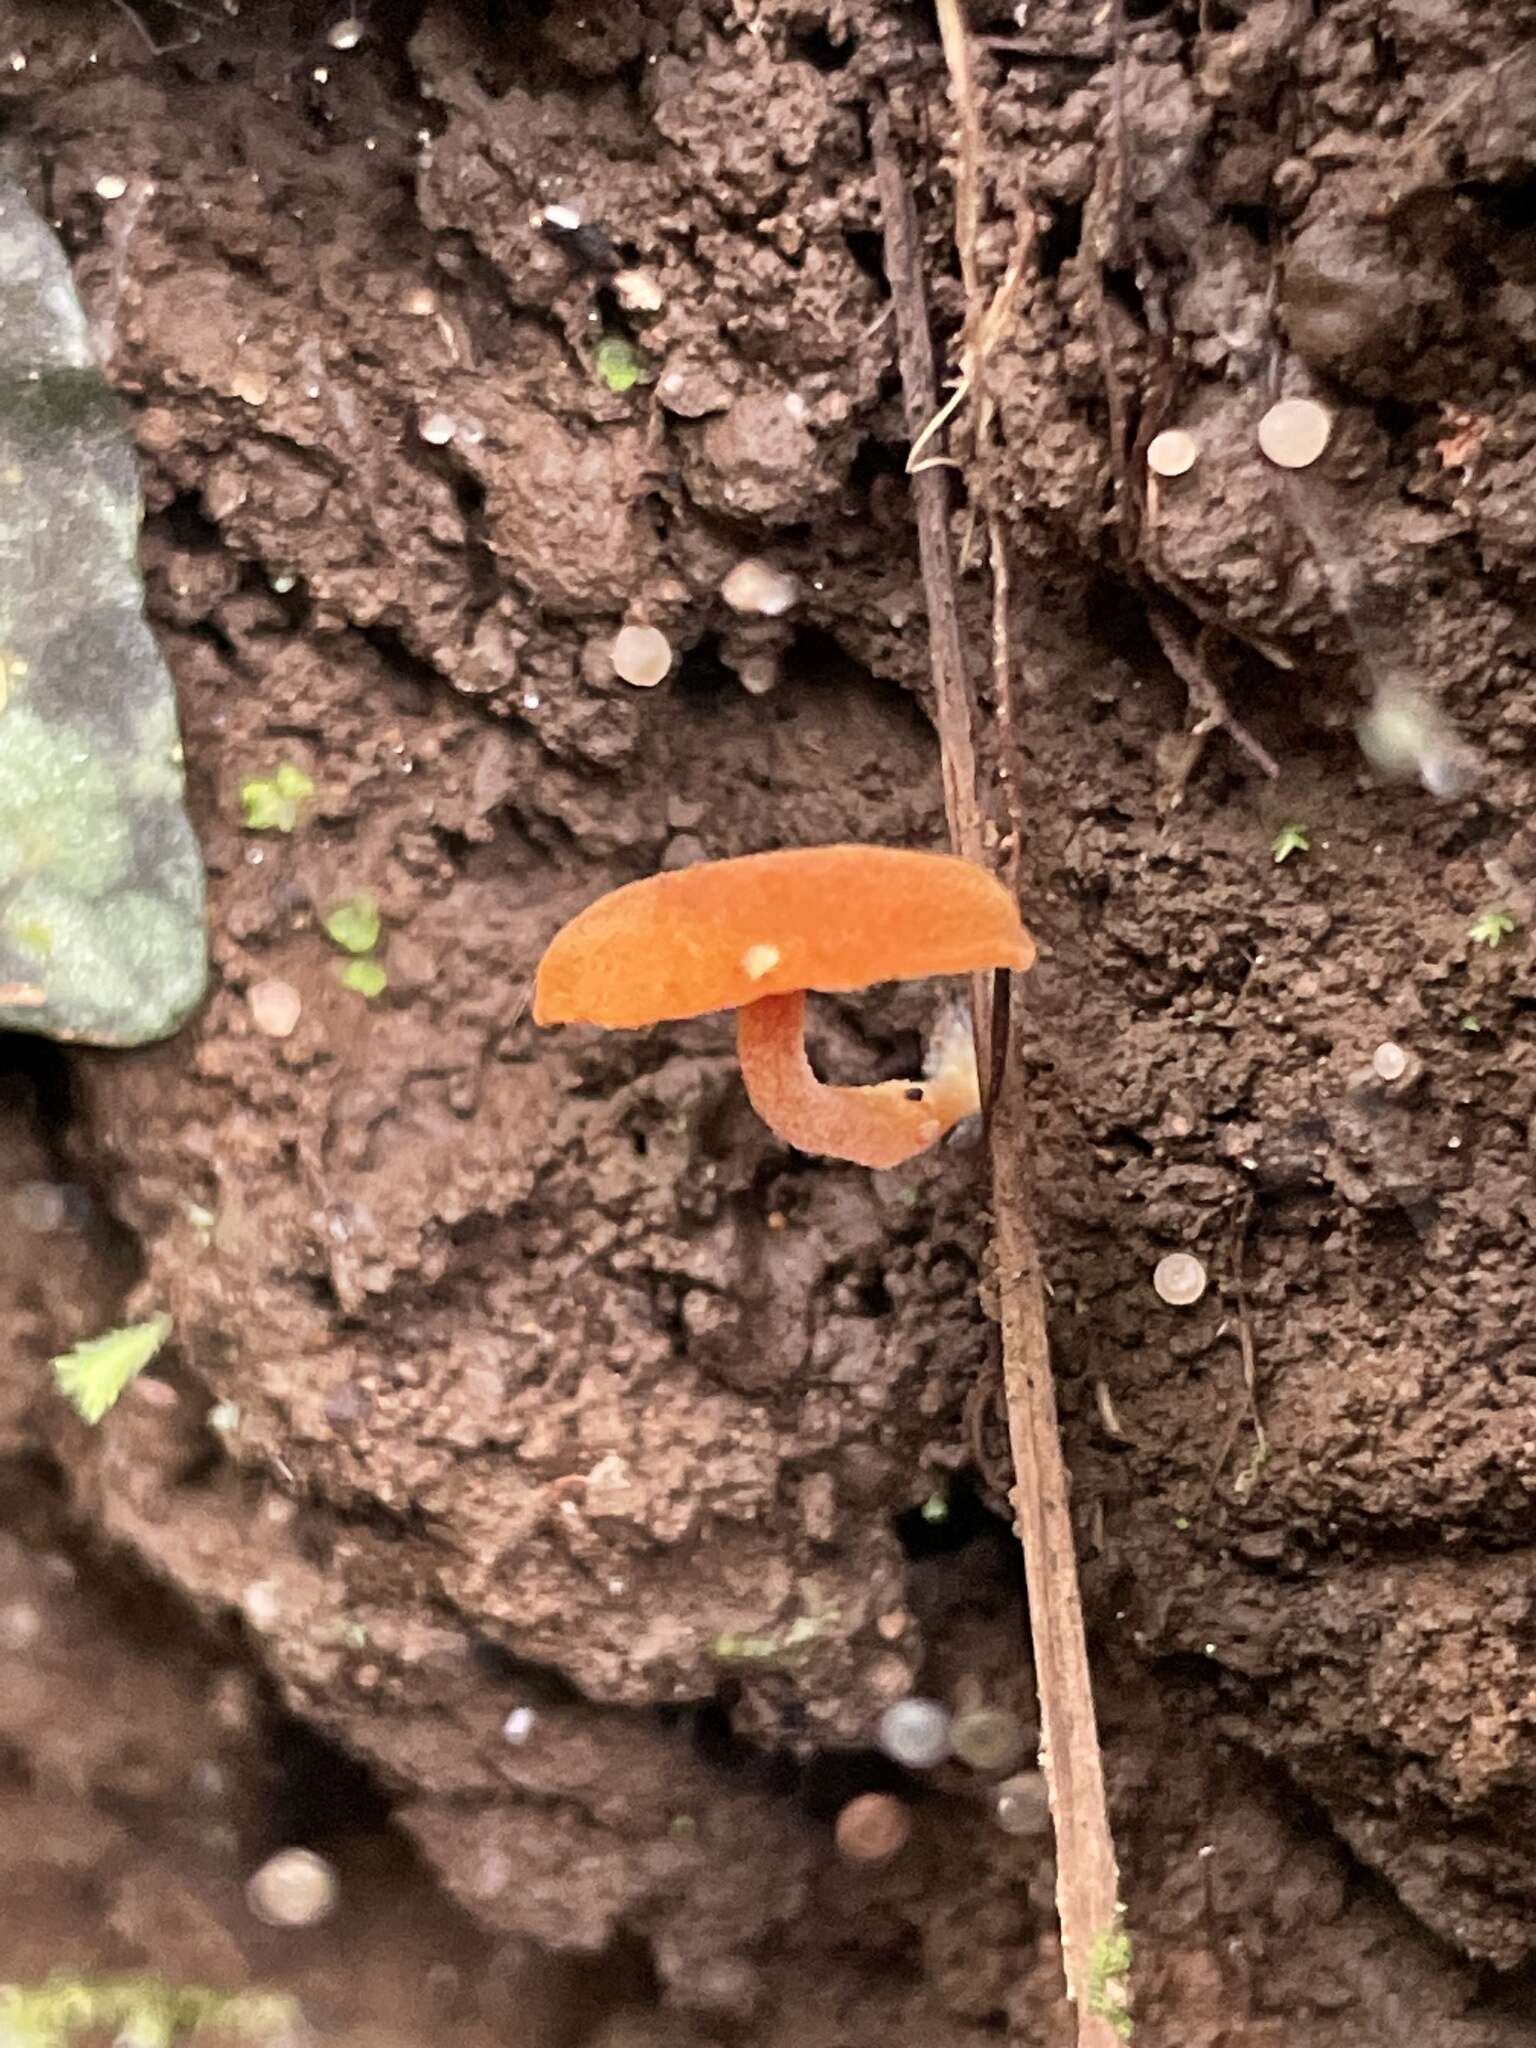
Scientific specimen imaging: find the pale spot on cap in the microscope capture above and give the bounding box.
[741,943,781,980]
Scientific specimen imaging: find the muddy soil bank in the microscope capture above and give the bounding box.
[2,0,1535,2041]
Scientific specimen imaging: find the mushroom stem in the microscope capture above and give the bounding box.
[736,991,979,1168]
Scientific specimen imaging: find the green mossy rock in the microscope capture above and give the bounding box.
[0,175,206,1045]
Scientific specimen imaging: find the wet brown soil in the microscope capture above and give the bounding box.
[3,0,1536,2041]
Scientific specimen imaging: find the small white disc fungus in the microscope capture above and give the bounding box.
[1257,398,1332,470]
[94,173,129,201]
[737,654,779,696]
[993,1771,1052,1838]
[246,1848,338,1928]
[1146,429,1198,478]
[834,1792,911,1865]
[951,1707,1028,1774]
[1153,1252,1207,1307]
[1372,1041,1408,1082]
[876,1698,953,1770]
[249,978,302,1039]
[721,559,800,618]
[610,624,672,688]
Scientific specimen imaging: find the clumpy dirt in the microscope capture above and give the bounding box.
[2,0,1535,2041]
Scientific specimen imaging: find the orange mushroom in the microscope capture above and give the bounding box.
[534,845,1034,1169]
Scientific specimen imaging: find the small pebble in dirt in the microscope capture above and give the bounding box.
[249,977,303,1039]
[1372,1041,1409,1082]
[401,285,437,317]
[721,558,800,617]
[1257,397,1332,469]
[877,1697,952,1770]
[93,172,129,201]
[246,1847,339,1928]
[1153,1252,1207,1307]
[951,1706,1028,1775]
[1146,429,1198,478]
[502,1706,538,1745]
[737,653,779,696]
[326,16,364,47]
[610,623,672,688]
[992,1770,1052,1838]
[614,269,664,314]
[834,1792,912,1866]
[419,410,457,446]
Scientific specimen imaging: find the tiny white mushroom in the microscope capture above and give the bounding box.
[951,1707,1028,1774]
[1258,397,1333,470]
[246,1848,338,1928]
[1153,1252,1207,1307]
[326,16,364,48]
[737,654,779,697]
[1372,1041,1408,1082]
[94,173,129,201]
[876,1698,952,1770]
[721,558,800,618]
[419,410,457,445]
[1146,429,1198,478]
[610,624,672,688]
[993,1771,1052,1838]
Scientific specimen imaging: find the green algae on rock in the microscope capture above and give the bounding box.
[0,175,206,1045]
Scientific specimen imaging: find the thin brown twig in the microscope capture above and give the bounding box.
[1203,1199,1268,1502]
[872,92,1127,2048]
[870,101,990,1061]
[1145,600,1281,783]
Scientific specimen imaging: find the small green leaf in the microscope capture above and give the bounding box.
[1271,821,1311,864]
[593,335,646,393]
[920,1490,949,1524]
[240,762,314,833]
[338,958,388,999]
[51,1314,172,1424]
[322,890,381,955]
[1461,1015,1482,1033]
[1087,1914,1134,2039]
[1469,906,1517,950]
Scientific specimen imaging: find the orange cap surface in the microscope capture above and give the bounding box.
[534,845,1034,1030]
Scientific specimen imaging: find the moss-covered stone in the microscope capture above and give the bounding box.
[0,176,206,1045]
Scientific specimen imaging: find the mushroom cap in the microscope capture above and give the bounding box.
[534,844,1035,1029]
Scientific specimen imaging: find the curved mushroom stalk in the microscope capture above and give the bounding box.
[736,991,980,1169]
